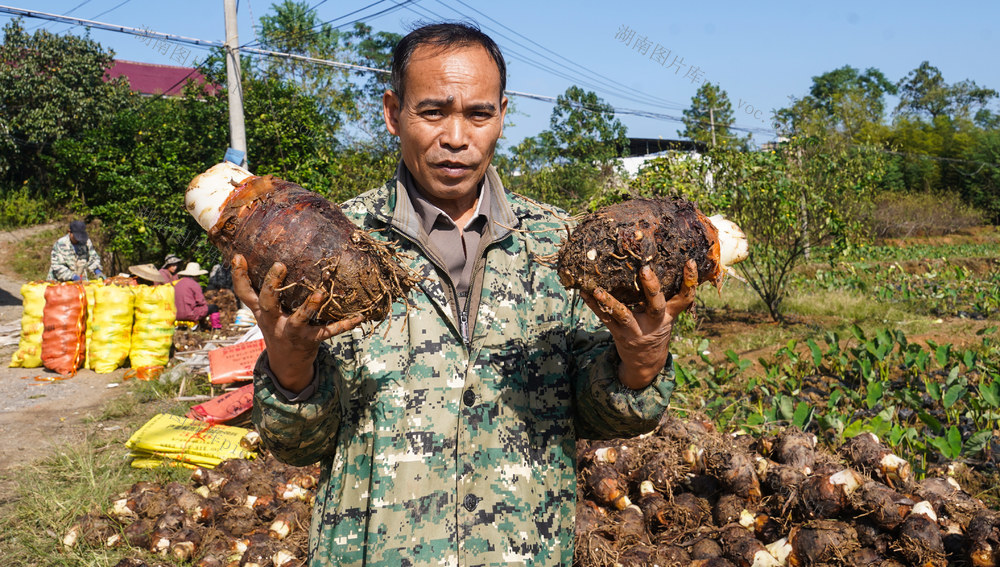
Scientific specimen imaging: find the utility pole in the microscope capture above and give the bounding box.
[223,0,247,166]
[708,107,717,148]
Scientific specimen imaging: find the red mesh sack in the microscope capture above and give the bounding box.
[41,283,88,375]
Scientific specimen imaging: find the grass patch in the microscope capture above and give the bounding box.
[0,374,210,564]
[8,226,65,281]
[0,431,189,566]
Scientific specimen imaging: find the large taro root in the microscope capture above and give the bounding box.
[187,163,418,324]
[556,197,748,310]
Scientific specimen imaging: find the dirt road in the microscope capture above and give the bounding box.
[0,224,129,476]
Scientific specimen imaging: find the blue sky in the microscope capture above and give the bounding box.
[3,0,998,149]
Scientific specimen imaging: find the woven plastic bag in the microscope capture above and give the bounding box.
[40,282,88,375]
[9,282,48,368]
[129,284,176,376]
[125,413,257,469]
[89,283,135,373]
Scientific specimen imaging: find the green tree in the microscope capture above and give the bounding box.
[895,61,997,121]
[342,23,401,150]
[775,66,895,139]
[258,0,355,133]
[631,137,885,321]
[0,20,132,192]
[502,86,628,212]
[48,63,334,271]
[679,82,745,148]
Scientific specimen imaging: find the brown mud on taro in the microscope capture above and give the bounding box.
[556,198,747,310]
[187,163,419,324]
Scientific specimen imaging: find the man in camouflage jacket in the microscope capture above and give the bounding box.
[237,23,697,567]
[47,220,103,281]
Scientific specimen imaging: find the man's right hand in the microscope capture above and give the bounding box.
[231,254,363,394]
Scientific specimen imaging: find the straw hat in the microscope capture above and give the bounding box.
[128,263,166,283]
[162,254,183,269]
[177,262,208,277]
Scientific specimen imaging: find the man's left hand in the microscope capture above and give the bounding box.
[581,260,698,390]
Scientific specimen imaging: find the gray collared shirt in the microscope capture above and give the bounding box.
[393,162,492,309]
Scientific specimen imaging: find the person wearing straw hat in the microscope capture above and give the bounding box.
[127,263,166,285]
[174,262,219,328]
[47,219,104,282]
[159,254,183,283]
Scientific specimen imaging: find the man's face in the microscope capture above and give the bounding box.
[383,44,507,215]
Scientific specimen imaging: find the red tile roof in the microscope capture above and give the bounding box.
[105,59,219,97]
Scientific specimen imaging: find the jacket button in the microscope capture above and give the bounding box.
[463,389,476,407]
[463,493,479,512]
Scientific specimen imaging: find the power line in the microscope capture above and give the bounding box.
[443,0,689,112]
[397,0,689,114]
[54,0,133,34]
[0,5,778,137]
[1,6,995,169]
[239,0,407,50]
[27,0,91,31]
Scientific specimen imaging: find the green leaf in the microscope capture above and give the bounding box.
[843,419,867,439]
[963,350,976,370]
[894,329,908,349]
[947,366,960,386]
[979,381,1000,408]
[947,426,963,455]
[778,396,795,422]
[818,413,844,436]
[828,388,844,409]
[964,429,993,455]
[866,381,884,409]
[806,339,823,368]
[876,329,892,349]
[792,402,813,429]
[943,385,967,410]
[850,324,866,342]
[936,344,950,367]
[918,411,943,433]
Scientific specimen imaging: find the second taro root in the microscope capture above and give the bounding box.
[556,198,748,310]
[186,163,418,324]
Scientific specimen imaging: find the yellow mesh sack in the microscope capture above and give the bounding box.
[9,282,48,368]
[89,283,135,373]
[129,284,176,373]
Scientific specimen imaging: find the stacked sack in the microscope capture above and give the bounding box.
[8,279,176,377]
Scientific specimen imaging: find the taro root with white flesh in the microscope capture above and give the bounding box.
[840,432,913,489]
[186,163,418,324]
[896,501,947,567]
[797,468,863,519]
[556,197,748,310]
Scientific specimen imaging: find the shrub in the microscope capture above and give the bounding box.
[0,187,55,229]
[869,191,986,238]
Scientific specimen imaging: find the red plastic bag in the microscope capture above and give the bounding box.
[186,384,254,424]
[41,283,88,375]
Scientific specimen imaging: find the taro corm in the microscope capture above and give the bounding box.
[556,197,748,310]
[186,163,418,324]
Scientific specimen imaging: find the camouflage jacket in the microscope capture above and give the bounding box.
[46,234,102,281]
[252,168,676,566]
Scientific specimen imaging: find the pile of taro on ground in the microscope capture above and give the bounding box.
[66,415,1000,566]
